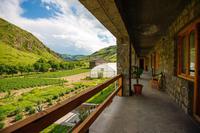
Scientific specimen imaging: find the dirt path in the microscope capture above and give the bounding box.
[62,72,89,85]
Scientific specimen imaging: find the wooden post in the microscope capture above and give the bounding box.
[117,77,122,96]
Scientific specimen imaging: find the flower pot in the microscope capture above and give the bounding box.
[133,84,143,95]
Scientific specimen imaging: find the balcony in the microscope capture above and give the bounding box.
[1,0,200,132]
[1,72,200,133]
[90,72,200,133]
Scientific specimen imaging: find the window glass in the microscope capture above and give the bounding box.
[189,31,195,76]
[181,36,187,74]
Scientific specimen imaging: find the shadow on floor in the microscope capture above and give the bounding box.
[90,72,200,133]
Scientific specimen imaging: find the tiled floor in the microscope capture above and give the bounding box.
[90,72,200,133]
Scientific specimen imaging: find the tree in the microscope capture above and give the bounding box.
[18,65,25,75]
[6,66,18,76]
[0,64,6,76]
[33,62,41,72]
[48,60,60,71]
[24,65,34,74]
[40,63,51,72]
[36,58,47,63]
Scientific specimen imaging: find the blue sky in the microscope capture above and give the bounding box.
[0,0,116,55]
[21,0,61,19]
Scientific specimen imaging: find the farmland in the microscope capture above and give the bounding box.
[0,69,89,92]
[0,68,115,130]
[29,69,89,78]
[0,78,65,92]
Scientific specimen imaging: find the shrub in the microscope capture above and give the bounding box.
[8,108,21,117]
[15,114,23,121]
[25,106,32,112]
[48,101,53,106]
[59,92,64,96]
[0,115,6,121]
[28,108,36,115]
[46,98,52,103]
[70,89,75,92]
[18,98,23,101]
[52,95,58,100]
[0,122,4,129]
[65,90,69,94]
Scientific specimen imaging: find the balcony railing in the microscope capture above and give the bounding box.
[0,74,122,133]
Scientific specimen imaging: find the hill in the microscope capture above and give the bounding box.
[0,18,62,66]
[61,45,116,62]
[61,54,85,61]
[88,45,116,62]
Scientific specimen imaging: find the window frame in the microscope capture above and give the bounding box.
[177,19,200,81]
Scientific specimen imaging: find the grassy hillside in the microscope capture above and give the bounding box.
[61,45,116,62]
[80,45,116,62]
[0,18,62,65]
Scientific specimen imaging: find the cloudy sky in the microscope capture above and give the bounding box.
[0,0,116,55]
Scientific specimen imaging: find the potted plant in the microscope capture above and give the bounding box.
[132,66,144,95]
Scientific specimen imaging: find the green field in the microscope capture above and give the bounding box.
[0,77,108,129]
[0,69,89,92]
[29,69,89,78]
[41,124,72,133]
[87,84,115,104]
[0,85,84,118]
[0,77,65,92]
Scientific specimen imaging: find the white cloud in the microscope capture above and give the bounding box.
[0,0,116,55]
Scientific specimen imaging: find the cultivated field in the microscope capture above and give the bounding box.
[0,68,115,132]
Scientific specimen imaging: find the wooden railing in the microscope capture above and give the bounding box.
[0,74,122,133]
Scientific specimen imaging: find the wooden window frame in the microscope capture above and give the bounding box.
[177,19,200,81]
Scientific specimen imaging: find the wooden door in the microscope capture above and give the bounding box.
[194,23,200,120]
[139,58,144,70]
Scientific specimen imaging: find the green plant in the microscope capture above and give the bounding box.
[15,114,23,121]
[28,108,36,115]
[0,115,6,121]
[78,109,90,122]
[0,122,5,129]
[25,106,34,111]
[8,108,21,117]
[132,66,143,84]
[52,95,58,100]
[36,101,43,112]
[25,106,35,115]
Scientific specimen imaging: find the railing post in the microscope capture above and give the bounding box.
[117,76,122,96]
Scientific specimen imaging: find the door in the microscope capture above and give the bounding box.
[139,58,144,70]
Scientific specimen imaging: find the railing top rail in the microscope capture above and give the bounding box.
[0,74,122,133]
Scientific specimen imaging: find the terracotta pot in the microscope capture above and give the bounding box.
[133,84,143,95]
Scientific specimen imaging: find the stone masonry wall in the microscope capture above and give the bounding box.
[152,0,200,114]
[117,36,131,96]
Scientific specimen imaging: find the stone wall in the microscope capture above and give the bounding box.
[117,36,131,96]
[151,0,200,114]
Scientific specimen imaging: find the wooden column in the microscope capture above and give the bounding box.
[117,76,123,96]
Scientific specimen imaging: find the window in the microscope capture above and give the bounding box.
[181,36,187,74]
[177,20,200,81]
[189,32,195,76]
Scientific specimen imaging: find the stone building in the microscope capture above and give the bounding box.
[89,58,106,69]
[80,0,200,126]
[3,0,200,132]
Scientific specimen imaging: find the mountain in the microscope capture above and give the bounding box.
[60,45,116,62]
[61,54,85,61]
[88,45,116,62]
[0,18,62,66]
